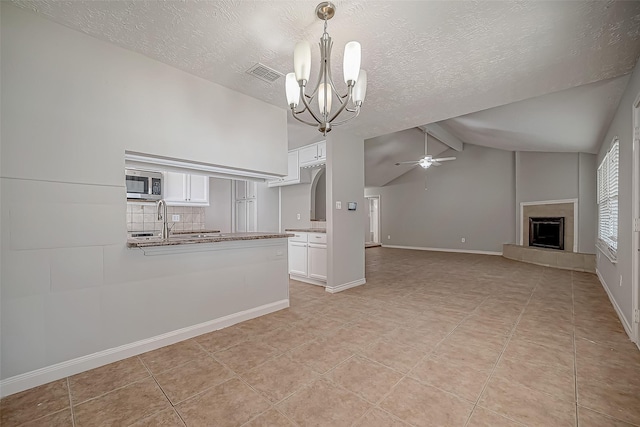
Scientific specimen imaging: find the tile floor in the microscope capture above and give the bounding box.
[2,248,640,426]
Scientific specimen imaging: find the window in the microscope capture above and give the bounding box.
[597,138,619,255]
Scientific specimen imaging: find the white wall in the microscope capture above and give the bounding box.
[204,178,233,233]
[0,5,288,383]
[596,55,640,332]
[280,184,312,230]
[515,151,596,254]
[366,144,516,253]
[578,153,598,254]
[326,131,366,290]
[256,182,280,232]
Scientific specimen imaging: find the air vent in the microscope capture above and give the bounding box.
[246,63,284,83]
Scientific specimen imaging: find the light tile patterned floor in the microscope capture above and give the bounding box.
[2,248,640,426]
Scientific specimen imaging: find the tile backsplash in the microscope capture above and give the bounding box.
[127,203,206,233]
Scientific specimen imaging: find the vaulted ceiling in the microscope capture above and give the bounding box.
[11,0,640,142]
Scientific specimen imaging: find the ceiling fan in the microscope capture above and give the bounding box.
[394,128,456,169]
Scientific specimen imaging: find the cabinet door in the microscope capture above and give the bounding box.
[317,141,326,161]
[308,243,327,281]
[164,172,187,202]
[188,174,209,204]
[285,151,300,182]
[288,241,308,276]
[298,145,318,166]
[246,200,256,232]
[246,182,256,199]
[235,180,247,199]
[235,200,247,232]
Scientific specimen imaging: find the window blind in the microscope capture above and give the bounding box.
[597,139,619,254]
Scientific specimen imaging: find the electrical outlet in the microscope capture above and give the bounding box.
[387,235,391,240]
[297,213,301,220]
[336,201,342,210]
[461,238,466,243]
[172,214,180,222]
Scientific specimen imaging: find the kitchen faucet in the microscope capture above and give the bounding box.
[157,199,171,240]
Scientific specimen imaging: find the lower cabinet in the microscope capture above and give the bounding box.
[308,243,327,281]
[288,232,326,285]
[288,241,308,277]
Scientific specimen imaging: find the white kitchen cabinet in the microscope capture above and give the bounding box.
[299,145,319,166]
[164,172,209,206]
[235,180,256,200]
[233,180,257,232]
[288,232,326,285]
[269,151,310,187]
[288,241,308,277]
[298,141,327,168]
[308,243,327,281]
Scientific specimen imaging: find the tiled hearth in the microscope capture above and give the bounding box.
[503,244,596,273]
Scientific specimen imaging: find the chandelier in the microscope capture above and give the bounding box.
[285,2,368,135]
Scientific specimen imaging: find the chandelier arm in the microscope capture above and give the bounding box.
[291,103,309,114]
[330,107,361,126]
[325,40,346,107]
[299,86,323,124]
[308,37,329,99]
[291,110,320,127]
[328,85,353,122]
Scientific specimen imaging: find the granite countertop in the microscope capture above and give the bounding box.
[285,228,327,233]
[127,232,294,248]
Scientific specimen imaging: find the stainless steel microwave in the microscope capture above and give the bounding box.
[125,169,163,200]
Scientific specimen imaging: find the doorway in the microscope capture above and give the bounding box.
[366,196,380,247]
[633,92,640,346]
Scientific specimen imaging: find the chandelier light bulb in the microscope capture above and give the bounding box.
[318,83,332,115]
[285,73,300,107]
[343,41,361,84]
[294,41,312,83]
[353,69,367,104]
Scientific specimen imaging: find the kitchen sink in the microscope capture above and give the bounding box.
[170,233,225,239]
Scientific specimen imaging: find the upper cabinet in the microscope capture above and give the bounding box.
[235,180,256,200]
[299,141,326,168]
[164,172,209,206]
[268,150,307,187]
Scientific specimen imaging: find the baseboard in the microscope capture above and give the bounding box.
[0,299,289,398]
[596,269,634,339]
[325,278,366,294]
[289,275,326,287]
[382,245,502,256]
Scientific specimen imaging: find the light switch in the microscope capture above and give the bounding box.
[336,201,342,209]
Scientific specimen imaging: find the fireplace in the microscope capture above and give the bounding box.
[529,217,564,250]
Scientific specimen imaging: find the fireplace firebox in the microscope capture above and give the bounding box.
[529,217,564,250]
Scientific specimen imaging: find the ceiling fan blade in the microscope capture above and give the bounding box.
[395,161,419,165]
[433,157,456,162]
[431,161,441,166]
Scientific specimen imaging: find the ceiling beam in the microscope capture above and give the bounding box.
[422,124,464,152]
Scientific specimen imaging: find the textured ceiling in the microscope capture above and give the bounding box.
[10,0,640,142]
[438,74,630,154]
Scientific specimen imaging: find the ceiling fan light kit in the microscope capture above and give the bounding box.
[285,2,368,135]
[394,129,457,168]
